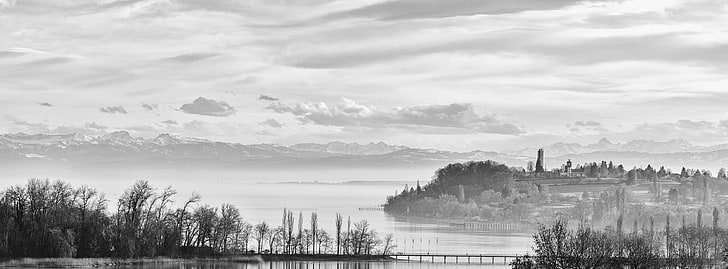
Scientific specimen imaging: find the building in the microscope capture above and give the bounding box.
[559,159,586,178]
[535,148,545,173]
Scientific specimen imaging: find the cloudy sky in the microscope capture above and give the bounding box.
[1,0,727,152]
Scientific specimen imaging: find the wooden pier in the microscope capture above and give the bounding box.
[389,253,519,265]
[448,222,533,232]
[358,207,384,211]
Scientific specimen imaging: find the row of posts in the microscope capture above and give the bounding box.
[394,254,513,265]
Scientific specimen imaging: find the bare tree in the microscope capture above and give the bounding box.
[254,221,269,253]
[380,233,396,255]
[177,192,200,248]
[239,222,252,252]
[267,227,282,253]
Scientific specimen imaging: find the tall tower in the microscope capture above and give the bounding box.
[535,148,545,173]
[566,159,572,177]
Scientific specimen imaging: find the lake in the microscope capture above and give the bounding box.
[1,175,533,256]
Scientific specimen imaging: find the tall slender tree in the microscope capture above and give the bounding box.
[335,213,343,255]
[298,211,303,254]
[310,212,318,254]
[281,208,287,253]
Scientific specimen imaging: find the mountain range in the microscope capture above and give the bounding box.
[510,138,728,157]
[1,132,727,179]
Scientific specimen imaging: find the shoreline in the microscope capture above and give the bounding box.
[0,257,263,268]
[0,255,396,268]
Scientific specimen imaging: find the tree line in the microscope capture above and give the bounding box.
[513,210,728,268]
[0,179,394,258]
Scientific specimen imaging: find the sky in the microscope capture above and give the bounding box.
[1,0,727,152]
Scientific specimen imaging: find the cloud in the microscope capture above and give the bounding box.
[161,119,178,125]
[260,118,283,128]
[575,120,601,127]
[325,0,589,20]
[162,53,219,63]
[37,102,53,107]
[721,120,728,128]
[267,98,522,134]
[141,103,159,111]
[180,97,236,117]
[99,106,128,114]
[258,94,279,101]
[84,122,107,130]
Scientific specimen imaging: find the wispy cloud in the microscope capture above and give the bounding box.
[37,102,53,107]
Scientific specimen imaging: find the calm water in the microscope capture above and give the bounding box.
[175,180,532,256]
[107,261,511,269]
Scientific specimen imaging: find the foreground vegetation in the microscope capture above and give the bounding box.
[0,179,394,259]
[0,256,263,268]
[512,215,728,268]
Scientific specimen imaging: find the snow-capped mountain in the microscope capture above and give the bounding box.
[0,132,519,169]
[1,133,727,174]
[290,141,408,155]
[511,138,728,157]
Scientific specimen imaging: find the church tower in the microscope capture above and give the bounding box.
[535,148,545,173]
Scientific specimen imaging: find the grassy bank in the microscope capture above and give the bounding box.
[0,256,264,268]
